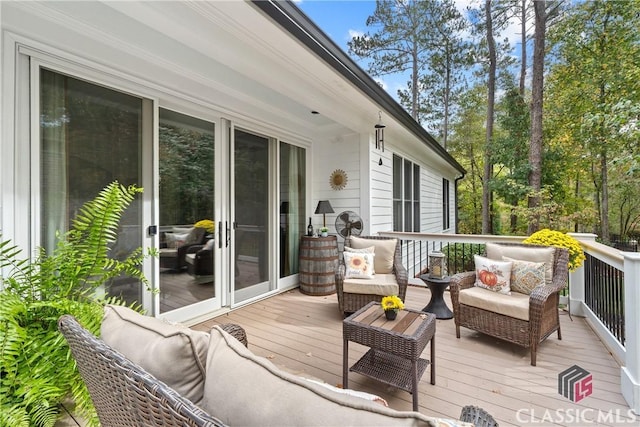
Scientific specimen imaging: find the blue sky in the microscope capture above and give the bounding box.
[296,0,525,101]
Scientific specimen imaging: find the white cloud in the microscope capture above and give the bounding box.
[348,29,364,39]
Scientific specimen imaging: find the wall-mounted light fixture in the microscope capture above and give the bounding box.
[378,157,383,166]
[374,111,385,152]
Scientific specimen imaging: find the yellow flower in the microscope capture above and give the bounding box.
[523,229,585,272]
[194,219,215,234]
[381,295,404,311]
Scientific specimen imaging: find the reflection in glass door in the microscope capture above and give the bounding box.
[233,129,271,304]
[158,109,216,313]
[39,68,145,306]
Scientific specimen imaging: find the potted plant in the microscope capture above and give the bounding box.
[320,227,329,237]
[381,295,405,320]
[0,181,153,427]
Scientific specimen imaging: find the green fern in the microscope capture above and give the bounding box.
[0,181,151,426]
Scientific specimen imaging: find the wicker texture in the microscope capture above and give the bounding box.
[58,315,227,426]
[336,236,408,315]
[219,323,248,347]
[449,242,569,366]
[459,405,499,427]
[343,303,436,411]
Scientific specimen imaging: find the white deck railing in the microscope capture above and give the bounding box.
[376,231,640,414]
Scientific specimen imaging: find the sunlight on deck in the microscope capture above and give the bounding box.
[194,285,634,427]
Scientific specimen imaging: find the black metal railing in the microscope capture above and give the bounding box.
[584,253,625,346]
[400,239,485,279]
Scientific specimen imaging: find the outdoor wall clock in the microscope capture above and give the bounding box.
[329,169,348,190]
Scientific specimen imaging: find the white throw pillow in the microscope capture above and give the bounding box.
[473,255,513,294]
[343,251,375,279]
[344,245,375,254]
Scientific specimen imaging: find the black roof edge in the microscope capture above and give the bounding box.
[250,0,466,176]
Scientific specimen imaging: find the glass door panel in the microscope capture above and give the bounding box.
[158,109,215,314]
[233,129,270,303]
[39,68,144,306]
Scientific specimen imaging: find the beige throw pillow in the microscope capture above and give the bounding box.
[504,256,546,295]
[486,242,555,285]
[349,236,397,274]
[100,304,212,405]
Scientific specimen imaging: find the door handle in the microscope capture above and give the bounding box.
[226,221,231,248]
[218,221,223,249]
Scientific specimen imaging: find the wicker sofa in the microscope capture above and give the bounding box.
[336,236,408,316]
[449,242,569,366]
[61,305,471,427]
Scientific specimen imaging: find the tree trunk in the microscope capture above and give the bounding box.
[519,0,527,96]
[443,45,451,149]
[411,45,419,120]
[528,0,546,235]
[483,0,496,235]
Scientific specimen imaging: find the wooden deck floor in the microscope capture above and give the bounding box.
[193,285,634,427]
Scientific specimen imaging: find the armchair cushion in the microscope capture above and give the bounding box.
[459,287,530,321]
[504,257,546,295]
[349,236,397,274]
[100,304,211,405]
[343,273,399,296]
[473,255,513,294]
[343,251,375,279]
[486,242,554,286]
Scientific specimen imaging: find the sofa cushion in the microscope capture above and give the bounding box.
[202,326,452,426]
[343,274,399,296]
[486,242,555,286]
[344,251,375,279]
[459,286,530,321]
[473,255,512,294]
[100,304,211,405]
[349,237,397,274]
[504,257,546,295]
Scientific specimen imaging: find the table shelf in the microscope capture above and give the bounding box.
[350,349,430,393]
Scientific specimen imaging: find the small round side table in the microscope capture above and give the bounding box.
[420,275,454,319]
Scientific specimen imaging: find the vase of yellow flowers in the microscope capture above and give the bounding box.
[381,295,404,320]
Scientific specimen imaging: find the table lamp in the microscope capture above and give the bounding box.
[314,200,334,228]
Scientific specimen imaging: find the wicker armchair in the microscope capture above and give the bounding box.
[449,242,569,366]
[336,236,408,316]
[58,315,230,426]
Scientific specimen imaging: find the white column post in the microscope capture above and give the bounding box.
[567,233,596,316]
[622,252,640,414]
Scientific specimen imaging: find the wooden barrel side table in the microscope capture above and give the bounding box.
[299,235,338,295]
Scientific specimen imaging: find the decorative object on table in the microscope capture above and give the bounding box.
[314,200,334,228]
[381,295,404,320]
[307,217,314,236]
[523,229,585,272]
[335,210,363,239]
[428,251,447,279]
[329,169,348,190]
[320,227,329,237]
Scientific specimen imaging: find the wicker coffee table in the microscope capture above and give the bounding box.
[342,301,436,411]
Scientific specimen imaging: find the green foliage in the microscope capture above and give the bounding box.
[441,243,485,275]
[0,182,150,426]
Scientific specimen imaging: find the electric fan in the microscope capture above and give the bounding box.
[335,211,364,239]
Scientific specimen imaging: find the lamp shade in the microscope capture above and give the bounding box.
[314,200,334,229]
[314,200,334,214]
